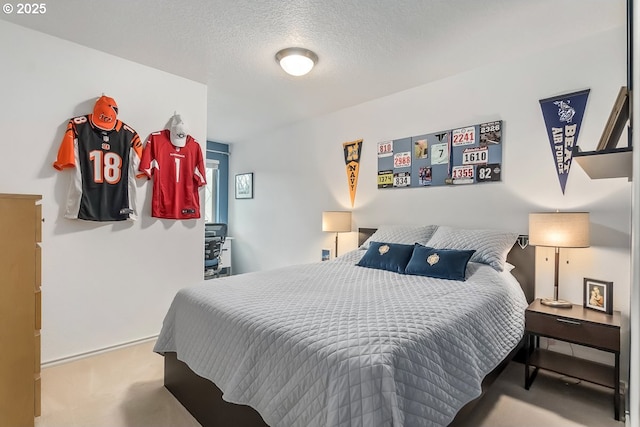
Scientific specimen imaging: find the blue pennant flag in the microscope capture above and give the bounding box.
[539,89,590,194]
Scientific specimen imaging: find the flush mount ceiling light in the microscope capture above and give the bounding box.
[275,47,318,77]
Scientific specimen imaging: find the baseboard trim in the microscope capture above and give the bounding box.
[41,335,159,368]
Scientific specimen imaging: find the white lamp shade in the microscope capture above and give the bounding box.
[529,212,590,248]
[276,48,318,76]
[322,211,351,233]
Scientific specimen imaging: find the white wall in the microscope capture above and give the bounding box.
[628,2,639,424]
[0,21,207,363]
[229,27,631,372]
[0,14,630,385]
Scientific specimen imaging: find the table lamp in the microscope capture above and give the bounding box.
[528,212,590,308]
[322,211,352,257]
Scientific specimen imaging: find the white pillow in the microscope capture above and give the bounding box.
[360,225,438,249]
[425,226,519,272]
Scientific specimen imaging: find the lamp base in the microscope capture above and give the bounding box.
[540,298,573,308]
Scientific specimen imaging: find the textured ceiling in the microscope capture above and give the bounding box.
[1,0,625,143]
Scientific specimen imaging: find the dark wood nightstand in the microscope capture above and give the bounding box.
[524,299,622,420]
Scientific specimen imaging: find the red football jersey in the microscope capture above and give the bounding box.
[139,130,206,219]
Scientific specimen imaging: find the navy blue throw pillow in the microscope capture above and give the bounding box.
[356,241,415,274]
[405,244,476,281]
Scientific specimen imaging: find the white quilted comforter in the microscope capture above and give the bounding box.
[154,250,527,427]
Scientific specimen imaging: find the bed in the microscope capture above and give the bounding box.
[154,225,535,427]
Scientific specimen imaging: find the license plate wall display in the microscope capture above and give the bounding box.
[377,120,503,189]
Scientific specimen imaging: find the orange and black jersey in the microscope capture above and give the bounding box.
[53,114,143,221]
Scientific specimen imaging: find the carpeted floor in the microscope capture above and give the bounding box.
[35,340,624,427]
[451,361,624,427]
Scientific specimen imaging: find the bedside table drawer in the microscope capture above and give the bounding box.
[526,311,619,351]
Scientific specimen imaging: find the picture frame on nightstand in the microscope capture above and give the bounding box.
[583,278,613,314]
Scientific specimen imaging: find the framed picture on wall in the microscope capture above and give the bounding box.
[235,173,253,199]
[583,278,613,314]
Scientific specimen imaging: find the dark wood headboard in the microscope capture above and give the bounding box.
[357,228,535,303]
[358,228,379,247]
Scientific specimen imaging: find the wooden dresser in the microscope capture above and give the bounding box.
[0,194,42,427]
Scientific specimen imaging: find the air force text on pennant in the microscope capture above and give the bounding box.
[539,89,590,194]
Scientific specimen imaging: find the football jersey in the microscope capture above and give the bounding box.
[139,129,206,219]
[53,114,143,221]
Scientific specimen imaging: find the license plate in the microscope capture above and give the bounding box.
[378,141,393,157]
[393,172,410,187]
[452,165,474,180]
[452,127,476,146]
[462,146,488,165]
[393,151,411,168]
[377,170,394,188]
